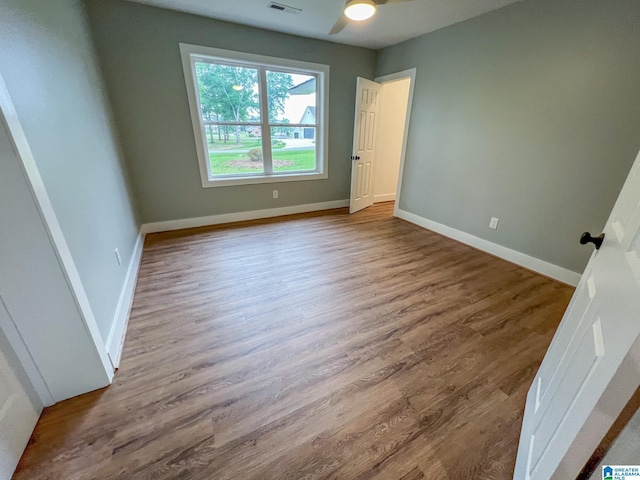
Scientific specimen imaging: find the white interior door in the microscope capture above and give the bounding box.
[349,77,380,214]
[0,317,40,479]
[514,148,640,479]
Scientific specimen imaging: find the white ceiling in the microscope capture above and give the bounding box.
[125,0,522,49]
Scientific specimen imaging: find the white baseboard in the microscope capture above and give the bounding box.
[106,232,144,368]
[374,193,396,203]
[395,208,582,287]
[141,200,350,234]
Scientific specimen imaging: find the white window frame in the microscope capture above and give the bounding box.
[180,44,330,188]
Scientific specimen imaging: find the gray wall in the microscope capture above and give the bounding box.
[83,0,377,223]
[376,0,640,273]
[0,0,140,341]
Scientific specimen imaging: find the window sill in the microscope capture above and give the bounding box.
[202,171,328,188]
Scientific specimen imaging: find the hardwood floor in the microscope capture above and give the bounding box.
[14,202,573,479]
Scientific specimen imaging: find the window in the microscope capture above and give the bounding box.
[180,44,329,187]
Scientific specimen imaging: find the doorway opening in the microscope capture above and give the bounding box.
[349,68,416,215]
[373,74,412,205]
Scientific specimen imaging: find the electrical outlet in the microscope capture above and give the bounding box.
[273,190,279,199]
[489,217,500,230]
[114,248,122,266]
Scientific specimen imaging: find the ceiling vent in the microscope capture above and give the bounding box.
[267,2,302,14]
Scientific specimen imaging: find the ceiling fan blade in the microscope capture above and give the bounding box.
[374,0,415,4]
[329,13,349,35]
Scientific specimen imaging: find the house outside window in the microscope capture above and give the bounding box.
[293,106,316,140]
[180,44,330,187]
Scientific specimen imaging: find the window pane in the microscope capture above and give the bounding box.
[271,127,316,173]
[208,125,264,176]
[267,71,316,125]
[195,62,260,123]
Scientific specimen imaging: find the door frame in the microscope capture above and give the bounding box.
[374,68,417,216]
[0,74,113,406]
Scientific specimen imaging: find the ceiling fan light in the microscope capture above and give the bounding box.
[344,0,377,21]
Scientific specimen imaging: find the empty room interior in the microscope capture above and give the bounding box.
[2,0,640,478]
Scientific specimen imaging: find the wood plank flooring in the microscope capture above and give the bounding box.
[14,202,574,479]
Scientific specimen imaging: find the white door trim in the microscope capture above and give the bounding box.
[0,74,113,402]
[374,68,417,216]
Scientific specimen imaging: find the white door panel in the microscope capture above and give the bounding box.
[515,148,640,480]
[350,77,380,214]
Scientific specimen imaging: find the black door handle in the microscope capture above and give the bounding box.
[351,155,360,160]
[580,232,605,250]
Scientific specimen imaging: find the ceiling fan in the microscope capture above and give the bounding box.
[329,0,415,35]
